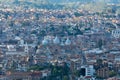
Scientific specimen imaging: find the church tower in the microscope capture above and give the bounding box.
[24,42,29,54]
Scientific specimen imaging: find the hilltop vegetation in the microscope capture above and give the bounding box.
[0,0,120,11]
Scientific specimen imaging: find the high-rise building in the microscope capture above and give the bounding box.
[80,65,95,77]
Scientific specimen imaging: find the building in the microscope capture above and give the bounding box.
[6,72,31,80]
[107,77,119,80]
[65,38,71,45]
[53,36,60,44]
[112,29,120,38]
[97,67,109,79]
[5,43,29,56]
[80,65,95,77]
[6,71,43,80]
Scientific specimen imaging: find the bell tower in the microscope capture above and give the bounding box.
[24,42,29,54]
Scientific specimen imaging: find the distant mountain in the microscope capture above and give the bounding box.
[0,0,97,4]
[0,0,119,10]
[0,0,119,4]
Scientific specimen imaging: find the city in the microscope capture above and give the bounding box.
[0,0,120,80]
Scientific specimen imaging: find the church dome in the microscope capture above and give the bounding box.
[65,38,71,45]
[15,36,21,40]
[42,38,48,45]
[53,36,60,44]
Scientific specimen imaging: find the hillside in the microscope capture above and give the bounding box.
[0,0,120,10]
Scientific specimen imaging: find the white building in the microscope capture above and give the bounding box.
[7,45,16,51]
[19,39,24,46]
[85,65,94,76]
[115,56,120,62]
[81,65,95,77]
[6,43,29,56]
[112,29,120,38]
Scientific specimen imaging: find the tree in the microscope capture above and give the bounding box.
[97,59,102,65]
[74,70,80,77]
[63,75,69,80]
[28,65,44,71]
[109,71,117,77]
[50,63,70,80]
[74,12,84,17]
